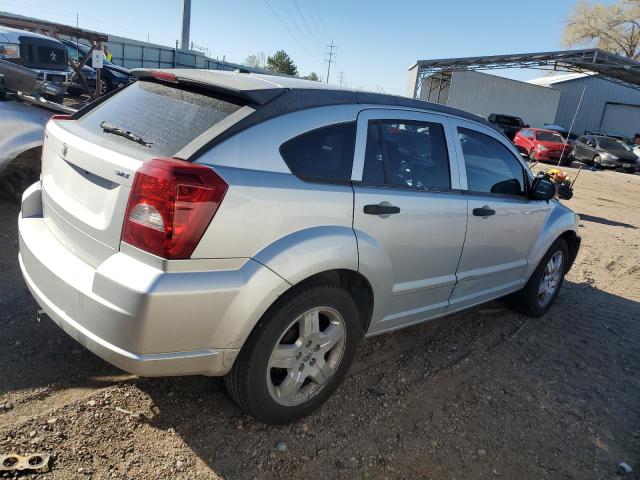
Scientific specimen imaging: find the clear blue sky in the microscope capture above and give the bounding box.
[0,0,605,94]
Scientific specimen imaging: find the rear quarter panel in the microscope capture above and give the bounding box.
[0,102,51,174]
[192,105,362,282]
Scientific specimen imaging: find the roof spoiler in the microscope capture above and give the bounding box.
[131,69,287,105]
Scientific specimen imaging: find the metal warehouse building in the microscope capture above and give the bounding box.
[409,49,640,139]
[528,73,640,139]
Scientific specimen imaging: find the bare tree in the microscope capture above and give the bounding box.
[563,0,640,58]
[243,52,266,69]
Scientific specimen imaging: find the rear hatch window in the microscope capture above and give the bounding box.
[77,80,245,157]
[41,80,247,267]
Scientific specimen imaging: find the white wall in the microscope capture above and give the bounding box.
[446,71,561,128]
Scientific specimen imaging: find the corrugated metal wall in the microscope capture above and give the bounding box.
[446,71,561,127]
[552,77,640,137]
[105,35,264,73]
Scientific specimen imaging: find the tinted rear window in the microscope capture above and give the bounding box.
[494,115,524,127]
[78,81,244,157]
[280,123,356,183]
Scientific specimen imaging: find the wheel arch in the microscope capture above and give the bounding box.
[558,229,580,273]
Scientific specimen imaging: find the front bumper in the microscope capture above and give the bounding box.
[536,150,570,162]
[18,183,288,377]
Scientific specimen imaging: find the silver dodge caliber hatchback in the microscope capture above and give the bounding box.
[18,70,580,423]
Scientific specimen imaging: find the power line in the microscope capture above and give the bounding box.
[279,0,321,53]
[293,0,324,50]
[325,40,336,83]
[310,1,331,43]
[263,0,323,63]
[303,0,327,45]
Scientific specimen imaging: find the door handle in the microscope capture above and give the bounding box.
[473,206,495,217]
[364,204,401,215]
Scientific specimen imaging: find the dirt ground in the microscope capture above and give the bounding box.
[1,166,639,479]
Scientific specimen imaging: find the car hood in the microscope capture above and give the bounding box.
[105,64,130,75]
[537,140,565,149]
[600,148,637,160]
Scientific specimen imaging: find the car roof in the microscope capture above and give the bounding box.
[532,128,561,134]
[0,26,64,44]
[131,68,495,126]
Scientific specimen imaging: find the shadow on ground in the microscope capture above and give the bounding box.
[578,212,637,229]
[135,281,640,479]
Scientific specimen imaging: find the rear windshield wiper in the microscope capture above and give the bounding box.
[99,121,152,147]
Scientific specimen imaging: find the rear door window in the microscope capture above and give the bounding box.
[458,127,525,196]
[362,120,451,190]
[77,80,245,157]
[279,123,356,183]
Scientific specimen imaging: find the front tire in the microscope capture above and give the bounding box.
[593,155,602,168]
[508,238,568,317]
[225,283,361,424]
[99,78,112,96]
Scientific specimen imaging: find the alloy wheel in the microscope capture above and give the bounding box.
[266,306,346,406]
[538,251,564,307]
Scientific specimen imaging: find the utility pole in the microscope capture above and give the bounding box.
[338,71,345,87]
[180,0,191,50]
[325,41,336,84]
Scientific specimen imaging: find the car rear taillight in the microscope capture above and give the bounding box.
[121,158,228,259]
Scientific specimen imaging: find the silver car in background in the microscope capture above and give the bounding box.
[18,70,580,423]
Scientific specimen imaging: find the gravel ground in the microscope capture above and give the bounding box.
[1,166,639,479]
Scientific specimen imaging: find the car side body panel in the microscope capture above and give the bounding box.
[0,101,51,174]
[522,201,579,281]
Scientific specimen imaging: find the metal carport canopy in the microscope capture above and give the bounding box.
[409,48,640,97]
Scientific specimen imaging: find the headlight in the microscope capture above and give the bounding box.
[537,144,547,151]
[602,152,618,160]
[0,43,20,59]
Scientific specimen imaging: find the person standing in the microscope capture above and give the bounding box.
[103,45,112,62]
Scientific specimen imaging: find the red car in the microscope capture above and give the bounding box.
[513,128,572,164]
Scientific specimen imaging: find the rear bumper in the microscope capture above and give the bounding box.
[18,183,289,377]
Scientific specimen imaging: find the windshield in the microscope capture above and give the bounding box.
[597,137,631,151]
[536,131,564,143]
[494,115,524,127]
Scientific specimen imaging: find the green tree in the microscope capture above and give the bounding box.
[563,0,640,58]
[266,50,298,76]
[304,72,320,81]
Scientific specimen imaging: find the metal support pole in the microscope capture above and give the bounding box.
[181,0,191,50]
[558,81,587,167]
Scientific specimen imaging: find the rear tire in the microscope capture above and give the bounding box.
[225,283,361,424]
[508,238,568,317]
[99,78,112,96]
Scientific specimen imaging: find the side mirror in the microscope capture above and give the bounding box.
[525,124,530,128]
[530,177,556,201]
